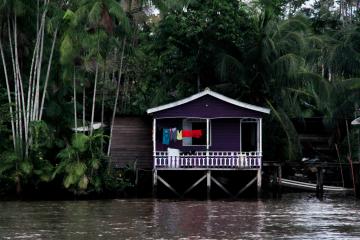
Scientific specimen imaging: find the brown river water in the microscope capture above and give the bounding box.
[1,193,360,239]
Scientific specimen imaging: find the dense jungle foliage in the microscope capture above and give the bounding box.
[0,0,359,197]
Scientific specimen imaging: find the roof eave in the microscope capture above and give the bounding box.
[146,89,271,115]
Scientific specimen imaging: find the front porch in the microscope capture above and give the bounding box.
[154,151,262,169]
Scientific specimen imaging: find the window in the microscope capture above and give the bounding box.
[182,119,210,146]
[241,121,257,152]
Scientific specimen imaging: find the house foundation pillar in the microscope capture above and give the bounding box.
[257,168,262,197]
[153,169,158,198]
[206,170,211,199]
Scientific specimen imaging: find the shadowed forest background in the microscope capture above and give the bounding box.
[0,0,359,198]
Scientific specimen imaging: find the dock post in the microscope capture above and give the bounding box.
[316,167,324,199]
[354,163,360,198]
[272,164,282,198]
[206,170,211,199]
[153,169,158,198]
[277,165,282,197]
[257,168,262,197]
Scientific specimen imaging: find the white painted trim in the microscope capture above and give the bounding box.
[239,119,242,152]
[182,118,210,147]
[147,89,270,114]
[256,119,260,152]
[153,116,262,120]
[259,118,263,153]
[206,119,210,150]
[153,118,156,169]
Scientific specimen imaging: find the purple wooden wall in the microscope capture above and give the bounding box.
[156,118,240,152]
[210,119,240,151]
[152,95,263,118]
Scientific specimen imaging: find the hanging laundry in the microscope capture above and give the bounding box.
[192,130,203,138]
[182,130,192,138]
[170,128,177,142]
[162,128,170,145]
[177,130,183,140]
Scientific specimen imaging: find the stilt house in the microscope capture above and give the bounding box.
[147,89,270,197]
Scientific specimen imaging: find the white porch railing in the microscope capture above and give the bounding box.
[154,151,262,169]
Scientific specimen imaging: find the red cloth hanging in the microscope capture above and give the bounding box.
[182,130,192,137]
[192,130,203,138]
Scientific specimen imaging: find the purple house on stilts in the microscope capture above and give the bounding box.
[147,88,270,198]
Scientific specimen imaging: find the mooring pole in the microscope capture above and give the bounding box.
[206,170,211,199]
[316,167,324,199]
[273,164,282,198]
[354,163,360,198]
[278,164,282,197]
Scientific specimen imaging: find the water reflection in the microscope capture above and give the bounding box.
[0,194,359,239]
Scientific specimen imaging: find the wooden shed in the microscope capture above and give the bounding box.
[110,116,152,169]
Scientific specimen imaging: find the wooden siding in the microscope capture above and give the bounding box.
[210,119,240,151]
[110,117,153,169]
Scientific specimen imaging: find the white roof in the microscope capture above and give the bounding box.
[352,117,360,125]
[147,89,270,114]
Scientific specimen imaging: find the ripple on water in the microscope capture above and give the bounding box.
[0,194,360,239]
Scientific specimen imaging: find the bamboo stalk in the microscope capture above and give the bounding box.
[13,15,28,153]
[0,39,16,149]
[33,13,46,121]
[90,63,99,136]
[7,17,21,155]
[107,39,126,157]
[83,86,86,131]
[39,27,58,120]
[26,20,43,131]
[32,1,48,121]
[73,68,77,133]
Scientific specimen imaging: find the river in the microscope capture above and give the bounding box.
[0,193,360,239]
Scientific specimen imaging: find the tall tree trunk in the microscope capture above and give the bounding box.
[83,87,86,130]
[107,39,126,157]
[73,69,77,133]
[7,17,21,155]
[90,64,99,136]
[0,39,16,149]
[39,27,58,120]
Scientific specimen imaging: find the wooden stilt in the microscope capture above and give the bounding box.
[183,174,207,196]
[211,176,233,197]
[206,170,211,199]
[257,168,262,197]
[153,169,157,198]
[235,176,257,198]
[157,175,181,197]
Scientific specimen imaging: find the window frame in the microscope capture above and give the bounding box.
[182,118,211,147]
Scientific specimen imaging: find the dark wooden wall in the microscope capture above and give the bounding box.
[110,117,153,169]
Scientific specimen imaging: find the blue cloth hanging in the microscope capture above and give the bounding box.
[162,128,170,145]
